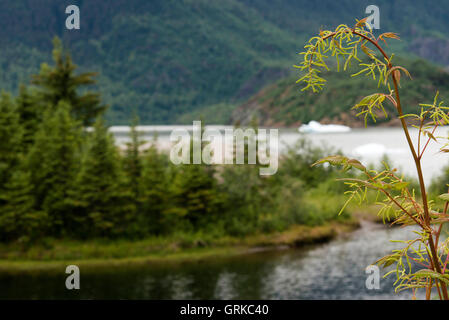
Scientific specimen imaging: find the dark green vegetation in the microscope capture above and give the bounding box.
[2,0,449,124]
[0,222,359,270]
[0,42,352,248]
[234,58,449,126]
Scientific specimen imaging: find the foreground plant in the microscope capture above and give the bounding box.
[296,18,449,299]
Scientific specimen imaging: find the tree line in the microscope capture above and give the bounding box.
[0,38,347,243]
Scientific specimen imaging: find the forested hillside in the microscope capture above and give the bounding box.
[233,58,449,127]
[1,0,449,124]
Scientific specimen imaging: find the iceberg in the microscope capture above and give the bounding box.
[298,121,351,133]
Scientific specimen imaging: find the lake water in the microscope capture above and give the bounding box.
[111,125,449,184]
[0,221,425,299]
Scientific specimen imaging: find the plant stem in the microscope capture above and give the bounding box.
[391,63,449,301]
[352,29,449,299]
[311,27,449,299]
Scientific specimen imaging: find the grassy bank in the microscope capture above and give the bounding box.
[0,218,359,274]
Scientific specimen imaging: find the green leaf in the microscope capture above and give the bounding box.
[382,259,396,268]
[439,193,449,202]
[346,159,366,171]
[413,269,449,285]
[377,253,400,268]
[393,181,410,191]
[312,155,366,172]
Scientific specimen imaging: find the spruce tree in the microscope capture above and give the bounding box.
[0,169,47,242]
[170,130,222,229]
[140,144,172,234]
[69,118,135,238]
[27,101,82,235]
[0,92,47,241]
[0,92,23,186]
[32,37,106,125]
[123,116,144,201]
[15,85,41,149]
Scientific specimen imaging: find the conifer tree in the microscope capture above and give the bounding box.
[32,37,106,125]
[140,143,172,234]
[15,85,41,149]
[0,170,47,242]
[69,118,135,237]
[171,164,219,228]
[0,92,23,186]
[0,92,47,241]
[27,101,82,234]
[170,127,222,229]
[123,115,144,201]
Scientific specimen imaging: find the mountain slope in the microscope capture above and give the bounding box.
[232,58,449,127]
[1,0,449,124]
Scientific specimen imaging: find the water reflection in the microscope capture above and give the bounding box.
[0,221,428,300]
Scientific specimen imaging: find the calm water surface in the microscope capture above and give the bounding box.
[0,222,425,299]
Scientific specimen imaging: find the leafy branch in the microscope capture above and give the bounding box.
[299,18,449,299]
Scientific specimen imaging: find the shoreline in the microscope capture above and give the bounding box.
[0,219,361,274]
